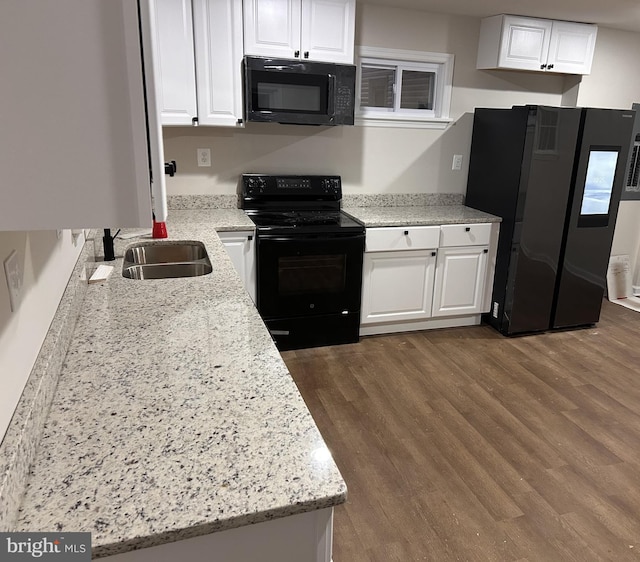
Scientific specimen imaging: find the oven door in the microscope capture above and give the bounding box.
[256,232,364,319]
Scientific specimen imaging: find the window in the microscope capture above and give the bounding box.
[356,47,454,129]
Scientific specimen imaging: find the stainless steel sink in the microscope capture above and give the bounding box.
[124,242,208,265]
[122,241,212,280]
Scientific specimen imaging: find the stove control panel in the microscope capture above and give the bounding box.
[321,177,341,195]
[242,174,342,200]
[244,176,267,194]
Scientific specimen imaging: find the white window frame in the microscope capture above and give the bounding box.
[356,46,454,129]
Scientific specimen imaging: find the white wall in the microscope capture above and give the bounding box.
[575,26,640,287]
[163,5,571,196]
[0,231,84,441]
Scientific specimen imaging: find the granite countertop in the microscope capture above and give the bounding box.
[15,209,346,558]
[343,205,501,227]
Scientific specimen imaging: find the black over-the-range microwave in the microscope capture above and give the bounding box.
[243,56,356,126]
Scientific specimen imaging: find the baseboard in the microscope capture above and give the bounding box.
[360,314,482,336]
[634,284,640,297]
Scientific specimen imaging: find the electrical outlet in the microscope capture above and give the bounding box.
[452,154,463,171]
[197,148,211,167]
[4,250,23,313]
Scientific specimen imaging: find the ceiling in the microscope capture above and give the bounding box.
[358,0,640,33]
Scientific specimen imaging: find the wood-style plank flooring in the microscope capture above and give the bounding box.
[281,301,640,561]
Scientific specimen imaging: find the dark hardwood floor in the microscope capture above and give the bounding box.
[281,301,640,561]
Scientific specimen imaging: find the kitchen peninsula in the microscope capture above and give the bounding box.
[10,210,346,560]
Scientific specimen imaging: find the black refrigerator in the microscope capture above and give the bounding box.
[465,105,635,335]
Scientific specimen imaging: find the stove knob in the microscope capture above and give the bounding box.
[246,177,266,195]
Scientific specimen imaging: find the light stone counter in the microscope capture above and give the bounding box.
[343,205,501,227]
[15,209,346,558]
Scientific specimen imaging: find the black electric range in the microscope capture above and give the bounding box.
[241,174,365,350]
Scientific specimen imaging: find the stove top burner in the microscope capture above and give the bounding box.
[241,174,364,235]
[247,209,363,233]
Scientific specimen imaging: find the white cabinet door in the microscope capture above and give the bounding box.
[0,0,155,230]
[547,20,597,75]
[498,16,552,71]
[193,0,244,126]
[150,0,198,125]
[301,0,355,64]
[361,250,437,325]
[432,247,488,317]
[243,0,302,59]
[219,231,256,302]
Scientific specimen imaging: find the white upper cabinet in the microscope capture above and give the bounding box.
[150,0,244,127]
[477,15,597,75]
[546,20,597,75]
[243,0,302,59]
[482,16,552,72]
[0,0,160,230]
[244,0,356,64]
[149,0,198,125]
[193,0,245,126]
[300,0,356,63]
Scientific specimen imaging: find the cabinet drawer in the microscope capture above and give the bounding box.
[366,226,440,252]
[440,223,491,247]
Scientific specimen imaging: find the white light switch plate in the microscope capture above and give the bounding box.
[4,250,23,312]
[452,154,463,171]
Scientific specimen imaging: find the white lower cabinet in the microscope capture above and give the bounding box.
[148,0,198,125]
[218,231,256,302]
[361,249,437,324]
[360,222,498,336]
[431,246,488,317]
